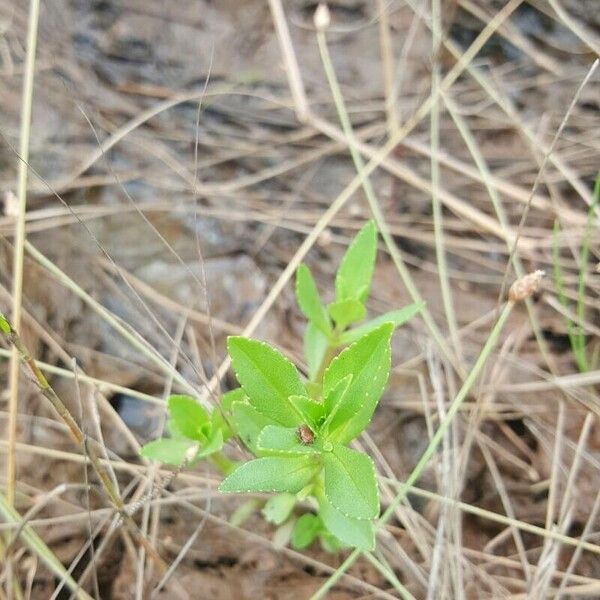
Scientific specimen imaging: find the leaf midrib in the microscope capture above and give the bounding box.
[328,448,375,518]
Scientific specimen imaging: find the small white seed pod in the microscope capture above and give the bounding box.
[314,3,331,31]
[508,270,545,302]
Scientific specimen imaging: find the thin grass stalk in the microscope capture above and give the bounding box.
[310,299,517,600]
[553,223,585,371]
[206,0,523,403]
[4,2,40,595]
[376,0,399,135]
[430,0,462,363]
[403,0,596,214]
[0,493,93,600]
[7,0,40,510]
[364,551,416,600]
[0,313,170,577]
[315,24,462,376]
[574,173,600,367]
[23,240,201,401]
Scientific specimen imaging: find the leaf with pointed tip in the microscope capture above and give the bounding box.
[323,444,379,520]
[296,264,331,334]
[304,323,328,381]
[339,303,424,345]
[262,493,296,525]
[219,456,319,494]
[140,438,197,465]
[317,488,375,551]
[291,513,322,549]
[227,337,306,426]
[289,395,324,431]
[323,323,393,443]
[167,395,209,440]
[327,299,366,330]
[231,401,277,454]
[257,425,321,456]
[335,221,377,303]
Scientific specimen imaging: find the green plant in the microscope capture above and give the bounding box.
[552,172,600,372]
[141,221,422,551]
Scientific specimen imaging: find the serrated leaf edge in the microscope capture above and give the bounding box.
[322,322,393,394]
[330,346,391,442]
[227,337,306,425]
[323,450,379,520]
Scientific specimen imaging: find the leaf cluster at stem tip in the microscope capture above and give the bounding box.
[140,221,423,551]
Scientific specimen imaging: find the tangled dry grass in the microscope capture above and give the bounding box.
[0,0,599,598]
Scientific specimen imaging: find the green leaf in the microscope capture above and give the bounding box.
[0,313,10,334]
[304,323,328,381]
[262,493,296,525]
[289,395,324,431]
[323,444,379,520]
[327,299,366,330]
[231,400,276,454]
[227,337,306,427]
[323,323,393,443]
[196,429,224,458]
[317,488,375,551]
[140,438,197,465]
[296,264,331,333]
[335,221,377,303]
[291,513,322,549]
[257,425,321,456]
[219,456,319,494]
[167,395,209,440]
[322,374,352,431]
[338,302,424,345]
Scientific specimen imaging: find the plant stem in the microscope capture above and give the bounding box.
[7,0,40,510]
[313,342,337,386]
[431,0,462,364]
[210,452,236,476]
[310,300,516,600]
[574,172,600,368]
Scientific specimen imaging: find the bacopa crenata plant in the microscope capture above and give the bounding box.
[141,221,421,551]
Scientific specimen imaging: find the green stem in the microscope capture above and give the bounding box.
[210,452,236,476]
[574,172,600,369]
[312,342,337,386]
